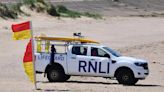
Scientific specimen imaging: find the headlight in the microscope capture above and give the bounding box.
[134,62,148,69]
[134,62,144,66]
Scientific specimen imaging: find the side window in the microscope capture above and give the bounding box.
[91,47,110,58]
[72,46,87,56]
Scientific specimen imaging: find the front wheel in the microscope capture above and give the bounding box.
[116,69,138,85]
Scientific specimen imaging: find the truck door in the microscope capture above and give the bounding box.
[82,47,111,77]
[67,45,89,75]
[67,46,111,77]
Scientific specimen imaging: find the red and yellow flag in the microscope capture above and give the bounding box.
[12,21,31,40]
[23,39,35,83]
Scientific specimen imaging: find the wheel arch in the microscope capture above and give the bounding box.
[45,63,65,74]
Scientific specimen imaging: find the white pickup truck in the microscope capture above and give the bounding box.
[35,36,149,85]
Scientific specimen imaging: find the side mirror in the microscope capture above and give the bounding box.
[104,54,111,58]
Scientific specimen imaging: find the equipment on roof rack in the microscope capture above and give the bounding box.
[35,34,99,53]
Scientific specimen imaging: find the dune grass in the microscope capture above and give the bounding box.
[56,5,102,19]
[0,0,102,19]
[0,3,18,19]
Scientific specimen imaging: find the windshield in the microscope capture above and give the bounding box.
[103,47,121,57]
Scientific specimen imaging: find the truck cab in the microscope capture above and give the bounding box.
[35,36,149,85]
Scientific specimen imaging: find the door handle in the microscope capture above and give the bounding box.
[71,57,76,59]
[90,59,95,61]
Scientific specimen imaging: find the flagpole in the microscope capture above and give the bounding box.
[30,21,38,90]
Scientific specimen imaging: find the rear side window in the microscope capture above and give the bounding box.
[72,46,87,56]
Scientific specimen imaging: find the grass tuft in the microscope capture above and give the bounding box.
[0,3,18,19]
[83,12,102,19]
[22,0,48,12]
[56,5,81,18]
[56,5,102,19]
[47,5,60,16]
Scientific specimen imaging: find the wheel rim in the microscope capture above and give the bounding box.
[122,74,129,81]
[50,70,57,79]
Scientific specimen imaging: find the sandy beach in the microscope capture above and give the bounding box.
[0,0,164,92]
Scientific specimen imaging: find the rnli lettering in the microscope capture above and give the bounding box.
[79,61,110,74]
[79,61,87,72]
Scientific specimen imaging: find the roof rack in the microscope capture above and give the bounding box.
[35,36,99,44]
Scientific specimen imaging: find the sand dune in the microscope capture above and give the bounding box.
[2,0,164,16]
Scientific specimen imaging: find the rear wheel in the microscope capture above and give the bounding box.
[47,66,70,82]
[116,69,138,85]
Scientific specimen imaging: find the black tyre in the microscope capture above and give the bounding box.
[63,75,71,81]
[47,66,70,82]
[116,69,138,85]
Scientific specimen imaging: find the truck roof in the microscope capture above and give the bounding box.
[70,43,105,47]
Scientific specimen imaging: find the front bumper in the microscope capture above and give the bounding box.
[133,66,149,79]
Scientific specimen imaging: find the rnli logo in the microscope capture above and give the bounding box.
[79,61,110,74]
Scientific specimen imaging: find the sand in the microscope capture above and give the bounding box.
[0,0,164,92]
